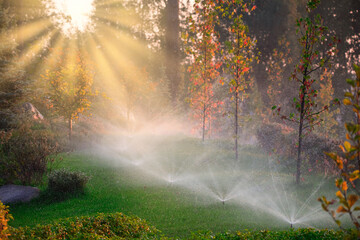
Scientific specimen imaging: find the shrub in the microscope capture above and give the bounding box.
[256,122,340,175]
[47,168,89,195]
[0,201,12,240]
[0,126,59,185]
[9,212,159,239]
[188,229,344,240]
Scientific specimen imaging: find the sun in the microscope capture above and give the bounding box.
[43,0,95,35]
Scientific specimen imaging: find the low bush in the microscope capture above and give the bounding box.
[0,201,12,240]
[188,229,345,240]
[0,127,59,185]
[3,203,347,240]
[256,122,340,175]
[9,212,159,239]
[47,168,89,195]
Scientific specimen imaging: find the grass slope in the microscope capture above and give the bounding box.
[8,137,342,238]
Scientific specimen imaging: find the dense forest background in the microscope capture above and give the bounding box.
[0,0,359,138]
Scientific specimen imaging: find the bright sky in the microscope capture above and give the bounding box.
[43,0,95,35]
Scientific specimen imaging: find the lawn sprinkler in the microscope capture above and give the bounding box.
[290,222,293,229]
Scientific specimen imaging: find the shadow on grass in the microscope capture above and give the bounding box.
[34,189,89,205]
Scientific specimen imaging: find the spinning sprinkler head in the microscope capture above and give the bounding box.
[222,200,225,205]
[290,222,293,228]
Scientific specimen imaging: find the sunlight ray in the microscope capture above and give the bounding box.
[19,25,57,56]
[95,0,123,8]
[38,35,67,73]
[32,35,67,94]
[26,31,63,76]
[91,31,130,69]
[12,18,53,46]
[85,34,123,97]
[95,6,139,28]
[64,38,80,67]
[97,22,150,57]
[90,30,149,101]
[95,0,140,11]
[17,29,58,66]
[0,17,51,54]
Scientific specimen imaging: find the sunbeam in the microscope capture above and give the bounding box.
[43,0,95,35]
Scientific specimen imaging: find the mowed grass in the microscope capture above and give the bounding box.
[8,137,341,238]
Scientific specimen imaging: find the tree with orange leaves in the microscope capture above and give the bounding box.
[41,52,95,141]
[319,65,360,238]
[184,0,222,141]
[219,0,257,160]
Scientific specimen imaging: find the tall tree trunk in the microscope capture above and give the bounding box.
[165,0,180,104]
[296,70,307,185]
[296,23,311,184]
[208,115,211,139]
[202,102,206,142]
[234,31,240,161]
[202,35,207,142]
[357,85,360,171]
[296,103,304,185]
[68,117,72,141]
[235,90,239,161]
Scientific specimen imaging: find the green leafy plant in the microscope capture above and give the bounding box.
[9,212,159,239]
[319,64,360,238]
[188,229,344,240]
[47,168,89,195]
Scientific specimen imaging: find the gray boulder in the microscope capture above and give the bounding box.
[0,184,40,204]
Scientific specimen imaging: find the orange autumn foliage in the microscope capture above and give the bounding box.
[0,201,12,239]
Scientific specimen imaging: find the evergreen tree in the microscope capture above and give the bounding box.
[0,1,26,129]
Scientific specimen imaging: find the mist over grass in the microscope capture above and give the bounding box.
[8,123,354,237]
[87,123,351,230]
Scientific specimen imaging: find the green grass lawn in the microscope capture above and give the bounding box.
[7,136,344,238]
